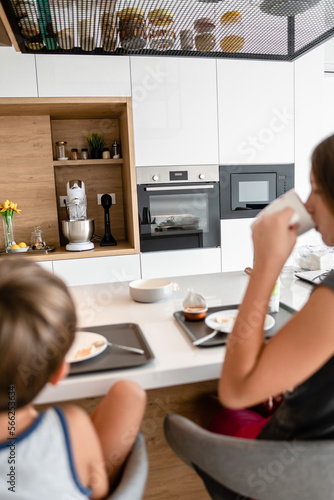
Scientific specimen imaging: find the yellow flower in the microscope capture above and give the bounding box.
[0,200,21,215]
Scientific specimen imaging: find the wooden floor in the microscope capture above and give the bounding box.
[36,379,221,499]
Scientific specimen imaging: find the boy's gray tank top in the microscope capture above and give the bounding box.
[258,270,334,440]
[0,406,91,499]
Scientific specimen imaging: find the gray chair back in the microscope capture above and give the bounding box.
[106,432,148,500]
[164,413,334,500]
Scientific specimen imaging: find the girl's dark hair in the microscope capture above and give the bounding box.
[312,133,334,214]
[0,259,76,411]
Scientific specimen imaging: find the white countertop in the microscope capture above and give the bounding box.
[35,269,313,404]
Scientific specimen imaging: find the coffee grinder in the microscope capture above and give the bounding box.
[100,194,117,246]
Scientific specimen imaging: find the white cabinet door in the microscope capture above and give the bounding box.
[36,55,131,97]
[217,59,294,164]
[53,254,140,286]
[0,47,37,97]
[140,248,221,279]
[131,56,219,166]
[36,261,54,273]
[221,219,254,272]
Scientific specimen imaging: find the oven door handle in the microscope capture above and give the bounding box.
[145,185,216,192]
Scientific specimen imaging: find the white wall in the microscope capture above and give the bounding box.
[0,43,330,277]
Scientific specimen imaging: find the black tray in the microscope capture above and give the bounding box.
[69,323,154,376]
[174,303,295,348]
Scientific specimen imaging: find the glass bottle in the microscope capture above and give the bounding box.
[112,140,120,159]
[183,288,207,320]
[55,141,67,160]
[31,226,46,250]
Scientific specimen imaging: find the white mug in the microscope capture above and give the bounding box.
[257,189,315,236]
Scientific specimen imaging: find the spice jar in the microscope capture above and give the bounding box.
[55,141,67,160]
[194,17,216,52]
[148,8,175,50]
[31,226,46,250]
[101,11,117,52]
[102,147,111,159]
[81,148,88,160]
[70,148,79,160]
[180,29,193,50]
[219,10,244,53]
[117,7,147,51]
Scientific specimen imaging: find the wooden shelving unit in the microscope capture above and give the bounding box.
[0,97,140,261]
[53,159,124,167]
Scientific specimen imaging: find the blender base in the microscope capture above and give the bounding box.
[66,241,94,251]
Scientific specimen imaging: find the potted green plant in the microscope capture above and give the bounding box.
[87,132,104,159]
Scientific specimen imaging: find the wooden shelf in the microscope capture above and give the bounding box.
[0,241,138,262]
[0,97,140,260]
[53,159,123,167]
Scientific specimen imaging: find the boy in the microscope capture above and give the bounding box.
[0,259,146,499]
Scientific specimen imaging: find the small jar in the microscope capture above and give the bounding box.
[81,148,88,160]
[102,147,111,159]
[148,8,175,50]
[180,29,193,50]
[70,148,79,160]
[101,11,117,52]
[219,10,244,53]
[55,141,67,160]
[31,226,46,250]
[117,7,147,51]
[194,17,216,52]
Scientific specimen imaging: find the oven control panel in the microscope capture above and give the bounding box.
[136,165,219,184]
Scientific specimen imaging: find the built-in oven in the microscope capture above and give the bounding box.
[137,165,220,252]
[220,164,294,219]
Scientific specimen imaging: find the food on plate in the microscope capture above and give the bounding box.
[194,17,215,33]
[215,315,235,324]
[220,35,244,53]
[18,242,27,248]
[74,343,98,360]
[195,33,216,52]
[220,10,242,24]
[11,244,20,249]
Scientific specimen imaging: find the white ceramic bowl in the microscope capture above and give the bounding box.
[129,279,173,303]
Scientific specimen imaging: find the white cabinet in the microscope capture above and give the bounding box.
[130,56,219,166]
[36,261,54,273]
[140,248,221,279]
[36,55,131,97]
[217,59,294,164]
[221,219,253,272]
[53,254,140,286]
[0,47,37,97]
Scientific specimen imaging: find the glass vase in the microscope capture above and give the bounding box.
[2,213,14,252]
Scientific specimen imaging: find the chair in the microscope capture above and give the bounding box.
[164,413,334,500]
[106,432,148,500]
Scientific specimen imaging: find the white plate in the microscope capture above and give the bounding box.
[65,331,108,363]
[205,309,275,333]
[11,246,29,253]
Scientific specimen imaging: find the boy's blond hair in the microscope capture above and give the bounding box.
[0,259,76,410]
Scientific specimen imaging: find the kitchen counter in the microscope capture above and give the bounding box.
[35,268,313,404]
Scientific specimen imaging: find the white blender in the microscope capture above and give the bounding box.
[61,180,95,251]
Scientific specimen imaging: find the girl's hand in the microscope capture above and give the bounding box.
[252,207,298,275]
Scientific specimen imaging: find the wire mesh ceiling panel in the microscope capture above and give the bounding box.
[1,0,334,60]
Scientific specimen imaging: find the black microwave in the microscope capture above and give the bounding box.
[219,164,294,219]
